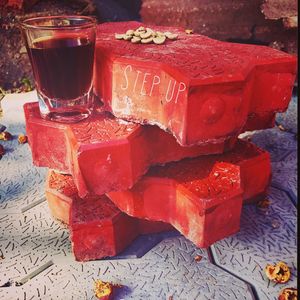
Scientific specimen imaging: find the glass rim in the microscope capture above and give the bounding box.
[19,15,97,30]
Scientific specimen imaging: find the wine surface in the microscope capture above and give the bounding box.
[29,36,94,100]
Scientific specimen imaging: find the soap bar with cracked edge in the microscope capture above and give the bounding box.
[45,170,173,262]
[24,102,237,198]
[107,140,271,248]
[94,21,297,146]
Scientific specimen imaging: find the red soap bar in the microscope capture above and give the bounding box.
[45,170,172,261]
[94,21,297,146]
[107,140,271,248]
[24,102,236,197]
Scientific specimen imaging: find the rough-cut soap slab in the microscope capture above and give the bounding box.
[94,21,297,146]
[46,170,172,261]
[24,102,236,198]
[108,140,271,248]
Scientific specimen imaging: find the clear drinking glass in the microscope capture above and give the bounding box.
[20,15,96,123]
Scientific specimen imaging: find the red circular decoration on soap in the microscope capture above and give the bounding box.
[200,96,225,124]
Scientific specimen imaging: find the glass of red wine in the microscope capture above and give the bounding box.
[20,16,96,123]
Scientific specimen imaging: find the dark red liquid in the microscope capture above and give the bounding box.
[29,36,94,100]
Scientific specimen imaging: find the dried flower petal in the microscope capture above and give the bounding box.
[0,131,12,141]
[266,265,278,280]
[265,262,291,283]
[278,124,286,131]
[194,255,203,262]
[278,287,297,300]
[94,280,113,299]
[271,219,281,229]
[0,144,4,156]
[18,134,28,144]
[257,198,271,209]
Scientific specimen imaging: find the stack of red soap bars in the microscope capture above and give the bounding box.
[24,22,297,262]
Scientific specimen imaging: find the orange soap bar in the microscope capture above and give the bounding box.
[46,170,172,261]
[108,140,271,248]
[94,21,297,146]
[25,102,236,198]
